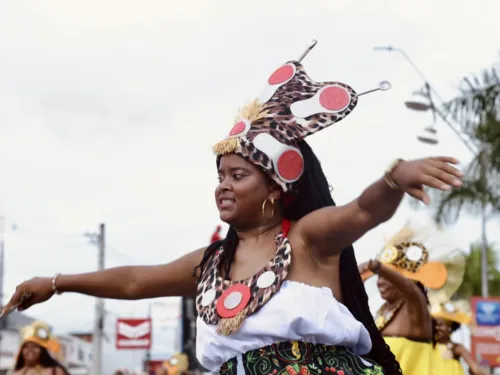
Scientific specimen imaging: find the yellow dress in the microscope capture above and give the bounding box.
[433,344,465,375]
[384,336,434,375]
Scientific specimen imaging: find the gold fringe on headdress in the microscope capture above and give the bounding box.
[383,221,415,248]
[212,99,268,156]
[216,308,247,336]
[213,137,239,155]
[236,99,268,123]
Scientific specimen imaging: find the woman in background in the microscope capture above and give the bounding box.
[432,300,488,375]
[360,221,465,375]
[11,321,69,375]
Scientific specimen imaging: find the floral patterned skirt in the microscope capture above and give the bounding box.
[219,341,384,375]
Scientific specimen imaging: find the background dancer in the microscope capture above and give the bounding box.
[432,300,487,375]
[2,41,463,375]
[11,321,70,375]
[359,221,465,375]
[162,353,189,375]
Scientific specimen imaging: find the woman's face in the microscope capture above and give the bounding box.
[435,318,452,343]
[376,276,398,302]
[22,342,42,365]
[215,154,280,227]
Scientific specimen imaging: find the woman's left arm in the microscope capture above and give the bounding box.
[295,157,463,254]
[453,344,488,375]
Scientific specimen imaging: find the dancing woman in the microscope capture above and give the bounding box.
[359,221,466,375]
[3,41,463,375]
[432,301,488,375]
[10,321,70,375]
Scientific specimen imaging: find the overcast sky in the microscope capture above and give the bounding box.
[1,0,499,372]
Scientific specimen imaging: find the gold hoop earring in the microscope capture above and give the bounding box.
[262,198,275,220]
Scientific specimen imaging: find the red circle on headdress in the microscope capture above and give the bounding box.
[268,64,294,85]
[277,150,304,181]
[216,284,251,319]
[229,121,246,136]
[319,86,351,111]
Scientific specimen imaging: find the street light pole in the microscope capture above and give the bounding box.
[374,46,431,89]
[480,148,490,298]
[0,217,5,365]
[86,224,106,375]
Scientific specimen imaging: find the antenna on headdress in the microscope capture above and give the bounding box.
[358,80,392,96]
[297,39,318,63]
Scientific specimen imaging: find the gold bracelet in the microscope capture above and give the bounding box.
[384,158,404,190]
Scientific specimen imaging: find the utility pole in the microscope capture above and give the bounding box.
[480,148,490,298]
[144,302,152,372]
[0,216,5,365]
[0,216,5,307]
[86,223,105,375]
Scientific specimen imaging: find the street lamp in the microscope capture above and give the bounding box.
[416,125,439,146]
[374,45,476,153]
[404,100,431,112]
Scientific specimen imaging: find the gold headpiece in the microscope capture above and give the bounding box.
[19,320,61,353]
[364,220,465,291]
[162,352,189,375]
[12,320,62,370]
[431,299,472,325]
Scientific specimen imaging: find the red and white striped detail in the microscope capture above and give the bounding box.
[253,133,304,183]
[290,84,352,118]
[258,63,297,104]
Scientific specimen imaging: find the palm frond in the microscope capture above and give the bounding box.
[441,64,500,146]
[410,60,500,225]
[434,183,485,224]
[409,177,500,225]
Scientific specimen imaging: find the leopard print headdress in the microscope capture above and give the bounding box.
[213,40,391,192]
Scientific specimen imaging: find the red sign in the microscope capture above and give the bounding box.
[116,318,152,350]
[471,297,500,369]
[144,360,167,374]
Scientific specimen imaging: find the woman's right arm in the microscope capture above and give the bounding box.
[2,247,206,314]
[58,247,206,299]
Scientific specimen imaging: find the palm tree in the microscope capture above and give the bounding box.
[434,63,500,222]
[410,62,500,297]
[456,242,500,299]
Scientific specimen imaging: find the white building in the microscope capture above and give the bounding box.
[57,334,92,375]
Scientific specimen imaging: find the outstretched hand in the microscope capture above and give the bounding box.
[391,157,463,205]
[1,277,54,317]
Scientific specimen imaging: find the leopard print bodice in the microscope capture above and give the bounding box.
[196,220,292,328]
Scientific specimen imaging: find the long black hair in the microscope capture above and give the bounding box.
[195,140,403,375]
[14,342,70,374]
[415,281,438,347]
